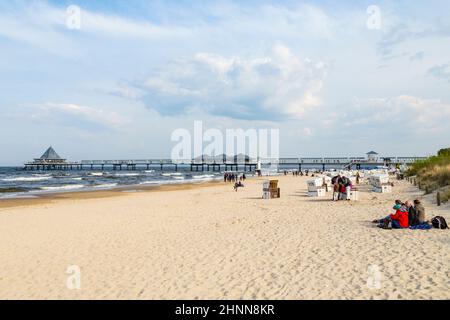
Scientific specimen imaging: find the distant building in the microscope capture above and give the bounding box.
[366,151,378,162]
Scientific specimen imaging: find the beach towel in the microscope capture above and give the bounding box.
[409,223,432,230]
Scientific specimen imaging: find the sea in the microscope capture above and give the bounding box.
[0,163,358,199]
[0,166,228,199]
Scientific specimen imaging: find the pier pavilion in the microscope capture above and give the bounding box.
[24,146,80,170]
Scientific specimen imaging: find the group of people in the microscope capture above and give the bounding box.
[372,199,427,229]
[331,174,354,201]
[224,172,246,191]
[283,170,310,176]
[224,172,246,183]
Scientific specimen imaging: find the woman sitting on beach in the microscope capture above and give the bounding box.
[233,181,244,191]
[414,199,426,224]
[372,200,409,229]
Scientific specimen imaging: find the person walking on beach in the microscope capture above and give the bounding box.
[337,176,348,200]
[331,174,340,201]
[341,176,352,201]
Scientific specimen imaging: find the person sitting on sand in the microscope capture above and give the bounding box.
[405,200,418,226]
[372,200,409,229]
[233,181,244,191]
[372,200,400,225]
[390,204,409,229]
[413,199,426,224]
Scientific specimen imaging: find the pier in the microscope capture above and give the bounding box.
[24,148,427,171]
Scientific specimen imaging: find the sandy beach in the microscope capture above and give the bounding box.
[0,175,449,300]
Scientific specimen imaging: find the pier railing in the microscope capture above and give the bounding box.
[24,156,429,171]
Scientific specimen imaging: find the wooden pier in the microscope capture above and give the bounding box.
[24,156,428,172]
[24,147,428,171]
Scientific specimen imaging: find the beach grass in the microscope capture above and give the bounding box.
[407,147,450,202]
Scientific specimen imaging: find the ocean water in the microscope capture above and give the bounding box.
[0,162,358,199]
[0,166,227,199]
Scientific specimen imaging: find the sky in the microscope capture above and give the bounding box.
[1,0,450,165]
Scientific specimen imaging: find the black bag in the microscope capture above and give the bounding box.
[431,216,449,229]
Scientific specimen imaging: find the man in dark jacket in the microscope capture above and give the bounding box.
[405,200,418,226]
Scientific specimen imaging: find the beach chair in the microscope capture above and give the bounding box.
[262,180,278,199]
[262,180,280,199]
[270,180,279,198]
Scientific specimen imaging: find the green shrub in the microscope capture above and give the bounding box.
[406,148,450,192]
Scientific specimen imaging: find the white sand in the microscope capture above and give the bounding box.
[0,176,449,299]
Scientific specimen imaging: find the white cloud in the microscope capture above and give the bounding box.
[77,10,189,39]
[1,1,450,162]
[345,95,450,132]
[33,103,130,129]
[125,44,327,120]
[428,63,450,82]
[110,83,146,100]
[0,2,188,56]
[0,5,76,56]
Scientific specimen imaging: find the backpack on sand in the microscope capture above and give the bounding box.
[431,216,449,229]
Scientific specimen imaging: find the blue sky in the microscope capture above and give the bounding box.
[1,0,450,165]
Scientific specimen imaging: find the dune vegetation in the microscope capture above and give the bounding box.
[406,148,450,202]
